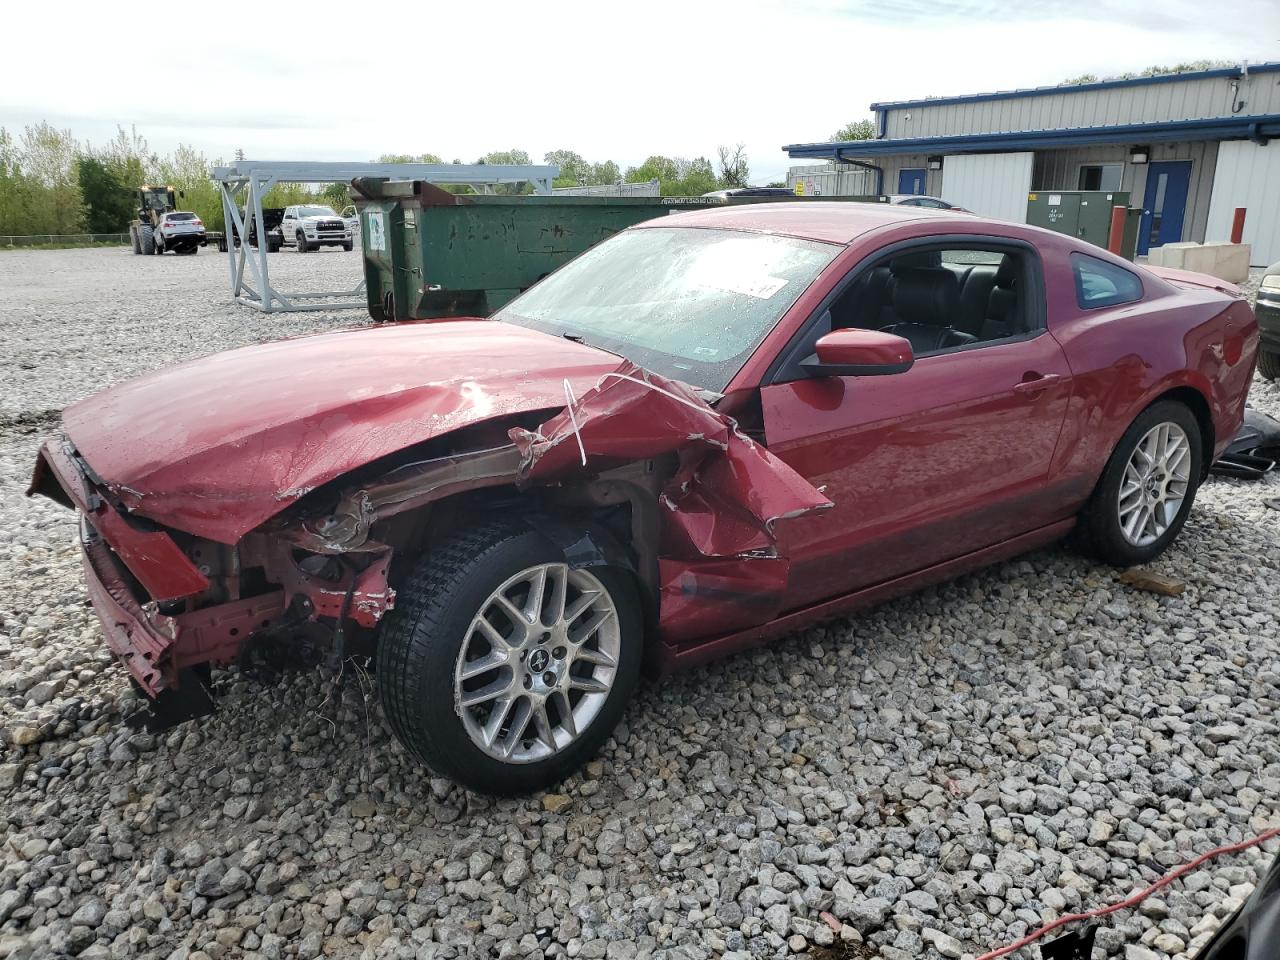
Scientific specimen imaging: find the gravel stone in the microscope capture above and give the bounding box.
[0,252,1277,959]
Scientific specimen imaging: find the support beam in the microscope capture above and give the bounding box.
[209,160,559,315]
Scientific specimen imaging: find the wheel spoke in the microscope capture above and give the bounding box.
[459,650,508,681]
[494,592,530,628]
[524,565,549,622]
[472,615,516,653]
[495,697,533,758]
[562,589,599,625]
[544,565,568,625]
[574,645,617,669]
[459,675,513,708]
[551,690,577,739]
[481,695,518,746]
[570,607,614,645]
[1123,503,1147,541]
[568,673,611,693]
[531,702,556,752]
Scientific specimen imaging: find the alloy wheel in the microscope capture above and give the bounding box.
[454,563,620,763]
[1117,421,1191,547]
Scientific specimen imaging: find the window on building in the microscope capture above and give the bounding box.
[1078,163,1123,191]
[1071,253,1144,309]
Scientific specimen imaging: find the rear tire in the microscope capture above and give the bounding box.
[131,227,141,254]
[1078,400,1203,567]
[140,225,155,256]
[377,519,643,795]
[1258,350,1280,381]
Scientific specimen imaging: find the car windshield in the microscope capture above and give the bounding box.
[298,206,337,217]
[494,227,839,392]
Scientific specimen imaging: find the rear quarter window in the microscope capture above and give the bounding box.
[1072,253,1144,309]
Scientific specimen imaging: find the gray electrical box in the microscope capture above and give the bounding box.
[1027,190,1134,255]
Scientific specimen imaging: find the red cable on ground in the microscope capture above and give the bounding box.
[974,825,1280,960]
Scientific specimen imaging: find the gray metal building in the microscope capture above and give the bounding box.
[784,63,1280,264]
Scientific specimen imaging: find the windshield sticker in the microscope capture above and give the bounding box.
[704,274,788,300]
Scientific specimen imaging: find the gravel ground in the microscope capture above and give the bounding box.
[0,247,1277,960]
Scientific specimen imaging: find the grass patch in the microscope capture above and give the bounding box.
[0,241,129,251]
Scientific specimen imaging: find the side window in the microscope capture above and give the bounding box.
[1071,253,1143,309]
[825,245,1039,356]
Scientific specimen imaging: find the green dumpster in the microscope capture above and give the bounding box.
[350,179,886,322]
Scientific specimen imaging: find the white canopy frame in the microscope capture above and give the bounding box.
[210,161,558,314]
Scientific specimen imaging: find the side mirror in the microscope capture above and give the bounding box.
[801,328,914,377]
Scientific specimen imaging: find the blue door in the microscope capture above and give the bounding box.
[898,168,926,195]
[1138,161,1191,255]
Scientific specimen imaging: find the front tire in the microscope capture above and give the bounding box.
[296,232,310,253]
[377,520,642,795]
[139,225,155,255]
[1258,350,1280,381]
[1079,400,1203,566]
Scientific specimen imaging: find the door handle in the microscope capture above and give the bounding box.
[1013,373,1063,395]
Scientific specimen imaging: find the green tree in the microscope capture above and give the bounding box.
[18,122,84,234]
[150,143,225,231]
[588,160,620,185]
[545,149,588,186]
[624,156,718,196]
[376,152,444,164]
[76,156,135,232]
[0,128,37,236]
[830,118,875,141]
[716,144,750,188]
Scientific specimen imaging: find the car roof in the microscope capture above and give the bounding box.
[640,201,951,244]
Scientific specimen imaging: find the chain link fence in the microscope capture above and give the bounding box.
[1,233,131,248]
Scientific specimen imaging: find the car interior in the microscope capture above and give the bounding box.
[828,248,1031,355]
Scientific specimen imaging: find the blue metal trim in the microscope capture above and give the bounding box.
[784,114,1280,159]
[868,62,1280,112]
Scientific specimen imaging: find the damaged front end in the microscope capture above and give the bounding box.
[30,360,830,728]
[29,438,398,723]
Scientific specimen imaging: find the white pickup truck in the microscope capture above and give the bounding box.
[281,204,354,252]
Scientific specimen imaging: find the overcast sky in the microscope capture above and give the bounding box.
[6,0,1279,185]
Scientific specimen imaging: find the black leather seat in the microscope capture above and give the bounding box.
[956,264,1000,335]
[880,268,977,353]
[980,258,1021,341]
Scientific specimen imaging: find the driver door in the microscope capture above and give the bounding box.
[760,242,1072,610]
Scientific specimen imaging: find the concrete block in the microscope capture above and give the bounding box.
[1147,241,1251,283]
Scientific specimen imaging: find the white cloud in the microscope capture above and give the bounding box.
[5,0,1277,184]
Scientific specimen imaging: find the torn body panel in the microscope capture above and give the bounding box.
[510,363,832,644]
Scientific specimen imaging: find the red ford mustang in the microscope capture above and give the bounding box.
[30,202,1256,793]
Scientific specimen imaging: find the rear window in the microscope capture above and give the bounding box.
[167,213,196,221]
[1072,253,1143,309]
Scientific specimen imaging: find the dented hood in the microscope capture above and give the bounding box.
[61,320,620,543]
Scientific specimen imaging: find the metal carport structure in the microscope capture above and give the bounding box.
[210,160,558,314]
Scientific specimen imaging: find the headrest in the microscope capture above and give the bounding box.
[892,268,959,327]
[890,250,943,273]
[994,256,1017,288]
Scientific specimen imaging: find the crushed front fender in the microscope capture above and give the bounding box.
[511,362,832,643]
